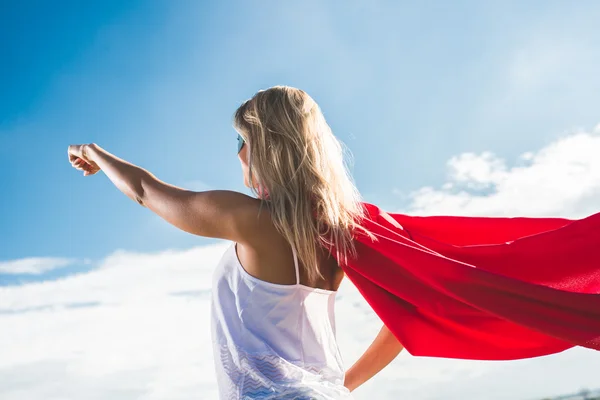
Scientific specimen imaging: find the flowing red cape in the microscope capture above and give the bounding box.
[329,203,600,361]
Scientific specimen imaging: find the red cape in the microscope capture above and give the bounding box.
[330,203,600,361]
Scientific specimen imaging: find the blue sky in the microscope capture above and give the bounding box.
[1,2,600,398]
[2,0,600,266]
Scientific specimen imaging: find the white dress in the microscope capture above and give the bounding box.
[211,242,354,399]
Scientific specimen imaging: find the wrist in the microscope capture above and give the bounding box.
[81,143,103,170]
[344,371,358,392]
[84,143,100,160]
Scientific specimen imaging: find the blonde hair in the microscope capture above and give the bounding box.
[233,86,374,283]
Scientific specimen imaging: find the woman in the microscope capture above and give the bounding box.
[67,86,404,399]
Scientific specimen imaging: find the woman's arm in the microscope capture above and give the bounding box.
[68,143,264,242]
[344,324,404,392]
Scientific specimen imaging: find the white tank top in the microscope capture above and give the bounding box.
[211,242,354,399]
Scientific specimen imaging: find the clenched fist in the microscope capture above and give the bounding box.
[68,144,101,176]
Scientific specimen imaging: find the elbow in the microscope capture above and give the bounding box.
[133,172,149,207]
[136,194,146,207]
[134,185,146,207]
[134,169,156,208]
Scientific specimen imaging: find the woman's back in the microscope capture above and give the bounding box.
[211,230,353,399]
[233,219,345,292]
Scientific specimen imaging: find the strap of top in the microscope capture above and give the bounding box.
[291,244,300,285]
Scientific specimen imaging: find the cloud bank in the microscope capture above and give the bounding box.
[0,257,75,275]
[405,125,600,219]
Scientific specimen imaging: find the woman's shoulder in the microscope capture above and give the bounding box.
[231,196,279,245]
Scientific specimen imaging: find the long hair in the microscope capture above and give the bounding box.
[233,86,375,283]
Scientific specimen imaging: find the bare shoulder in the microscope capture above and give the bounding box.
[231,194,279,246]
[196,190,277,246]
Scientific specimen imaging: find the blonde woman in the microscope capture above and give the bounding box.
[67,86,404,399]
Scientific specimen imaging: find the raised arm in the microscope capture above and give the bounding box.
[344,324,404,392]
[67,143,265,243]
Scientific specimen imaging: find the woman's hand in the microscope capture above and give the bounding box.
[68,144,101,176]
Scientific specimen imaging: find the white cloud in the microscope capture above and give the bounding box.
[404,128,600,219]
[1,240,599,400]
[446,151,507,190]
[0,257,77,275]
